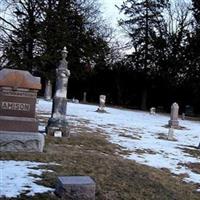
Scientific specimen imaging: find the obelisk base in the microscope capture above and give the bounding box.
[46,118,69,137]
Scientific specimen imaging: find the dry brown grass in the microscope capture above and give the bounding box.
[1,126,200,200]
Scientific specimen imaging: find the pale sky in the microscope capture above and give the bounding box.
[101,0,124,28]
[101,0,132,53]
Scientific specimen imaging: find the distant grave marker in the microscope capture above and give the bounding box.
[0,68,44,152]
[167,128,175,141]
[44,80,52,101]
[96,95,106,113]
[168,102,179,128]
[185,105,194,116]
[83,92,87,103]
[150,107,156,115]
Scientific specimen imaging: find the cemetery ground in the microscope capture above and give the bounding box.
[1,99,200,200]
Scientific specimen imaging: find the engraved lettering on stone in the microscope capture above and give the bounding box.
[1,91,36,98]
[1,102,30,111]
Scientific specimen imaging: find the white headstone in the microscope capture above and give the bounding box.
[44,80,52,100]
[150,107,156,115]
[168,102,179,127]
[168,128,174,140]
[99,95,106,111]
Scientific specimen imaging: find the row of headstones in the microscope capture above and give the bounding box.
[0,68,199,151]
[46,80,199,147]
[0,47,199,199]
[151,102,179,127]
[45,83,101,106]
[0,48,95,200]
[0,47,106,152]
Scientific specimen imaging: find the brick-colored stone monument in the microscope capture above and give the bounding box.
[0,68,44,152]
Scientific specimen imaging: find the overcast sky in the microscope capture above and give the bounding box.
[101,0,124,29]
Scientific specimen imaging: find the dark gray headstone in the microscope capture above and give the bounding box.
[185,105,194,116]
[55,176,96,200]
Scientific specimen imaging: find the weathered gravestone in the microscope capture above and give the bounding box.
[46,47,70,137]
[168,102,179,128]
[83,92,87,103]
[44,80,52,101]
[150,107,156,115]
[167,127,175,141]
[0,68,44,152]
[185,105,194,116]
[96,95,106,113]
[55,176,96,200]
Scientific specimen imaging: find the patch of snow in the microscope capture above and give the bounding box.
[0,160,54,198]
[37,99,200,190]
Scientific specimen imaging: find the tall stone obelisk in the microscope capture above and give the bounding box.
[46,47,70,137]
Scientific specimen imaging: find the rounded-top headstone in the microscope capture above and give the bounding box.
[170,102,179,120]
[168,102,179,127]
[0,68,41,90]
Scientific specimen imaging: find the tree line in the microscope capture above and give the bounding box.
[0,0,200,114]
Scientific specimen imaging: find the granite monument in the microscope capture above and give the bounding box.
[168,102,179,128]
[0,68,44,152]
[46,47,70,137]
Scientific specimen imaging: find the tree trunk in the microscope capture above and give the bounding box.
[141,88,147,110]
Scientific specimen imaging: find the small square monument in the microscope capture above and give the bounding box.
[0,68,44,152]
[55,176,96,200]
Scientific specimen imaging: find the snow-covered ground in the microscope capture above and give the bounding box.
[38,99,200,189]
[0,161,54,198]
[1,99,200,198]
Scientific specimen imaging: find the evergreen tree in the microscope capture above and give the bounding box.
[0,0,110,93]
[119,0,169,109]
[0,0,42,71]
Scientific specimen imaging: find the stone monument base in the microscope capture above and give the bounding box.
[55,176,96,200]
[46,118,69,137]
[0,131,44,152]
[96,108,107,113]
[168,120,179,128]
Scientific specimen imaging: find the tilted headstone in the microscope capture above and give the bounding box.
[55,176,96,200]
[150,107,156,115]
[0,68,44,152]
[97,95,106,113]
[83,92,87,103]
[46,47,70,137]
[168,102,179,128]
[44,80,52,100]
[167,128,175,140]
